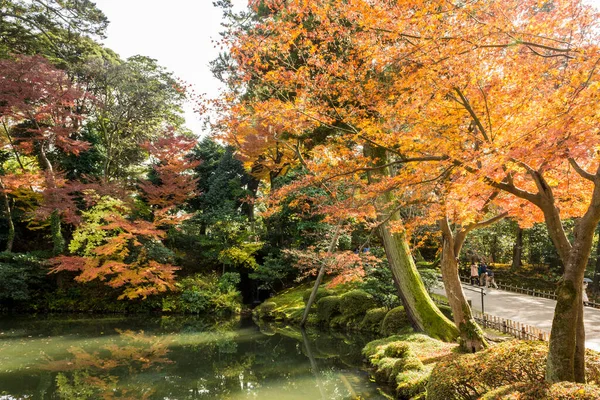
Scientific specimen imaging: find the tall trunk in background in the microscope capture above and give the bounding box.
[594,226,600,292]
[512,226,523,271]
[365,145,458,342]
[0,177,15,252]
[39,144,65,255]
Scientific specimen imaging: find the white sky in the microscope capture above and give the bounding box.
[93,0,600,136]
[93,0,248,135]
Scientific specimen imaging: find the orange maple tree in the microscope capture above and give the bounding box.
[51,134,199,299]
[217,0,600,381]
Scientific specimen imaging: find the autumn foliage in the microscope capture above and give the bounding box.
[50,134,198,299]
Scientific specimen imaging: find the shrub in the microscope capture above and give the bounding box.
[382,306,411,335]
[316,295,341,322]
[427,341,548,400]
[0,252,46,305]
[481,382,600,400]
[218,272,241,292]
[396,367,432,399]
[162,274,242,316]
[359,307,387,333]
[359,259,402,309]
[339,289,377,318]
[302,287,333,305]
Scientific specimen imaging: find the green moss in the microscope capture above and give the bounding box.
[384,342,410,358]
[382,306,411,335]
[359,307,387,333]
[438,304,453,320]
[339,289,377,317]
[316,295,341,322]
[396,365,433,399]
[257,301,277,319]
[364,333,458,399]
[302,287,333,305]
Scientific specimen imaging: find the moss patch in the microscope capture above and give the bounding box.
[339,289,377,317]
[382,306,411,336]
[363,333,457,399]
[359,307,387,333]
[302,287,333,305]
[316,295,342,322]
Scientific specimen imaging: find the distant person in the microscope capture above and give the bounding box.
[486,268,498,289]
[583,281,589,305]
[479,262,488,286]
[470,262,479,286]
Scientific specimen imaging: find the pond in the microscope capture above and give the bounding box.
[0,315,387,399]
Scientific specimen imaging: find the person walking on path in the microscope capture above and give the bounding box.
[479,261,488,286]
[486,268,498,289]
[470,262,479,286]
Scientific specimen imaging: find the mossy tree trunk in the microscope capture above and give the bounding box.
[365,145,458,342]
[439,216,490,352]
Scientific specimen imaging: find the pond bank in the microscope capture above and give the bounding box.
[255,283,600,400]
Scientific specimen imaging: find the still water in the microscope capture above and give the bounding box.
[0,315,386,399]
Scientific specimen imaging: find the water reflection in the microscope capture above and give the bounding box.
[0,316,385,399]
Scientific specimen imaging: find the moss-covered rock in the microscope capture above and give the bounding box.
[384,341,410,358]
[382,306,411,335]
[395,366,432,399]
[363,333,457,399]
[302,287,333,305]
[481,382,600,400]
[256,301,277,319]
[359,307,387,333]
[316,295,341,322]
[339,289,377,318]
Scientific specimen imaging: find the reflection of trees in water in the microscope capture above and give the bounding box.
[42,329,173,399]
[0,317,382,399]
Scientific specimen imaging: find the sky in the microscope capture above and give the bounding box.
[93,0,248,135]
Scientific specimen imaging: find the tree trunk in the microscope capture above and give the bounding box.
[0,178,15,252]
[39,144,65,256]
[512,227,523,271]
[543,190,600,382]
[365,144,458,342]
[440,224,488,352]
[593,225,600,292]
[300,225,342,327]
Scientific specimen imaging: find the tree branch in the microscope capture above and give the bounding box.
[453,88,490,143]
[569,158,596,182]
